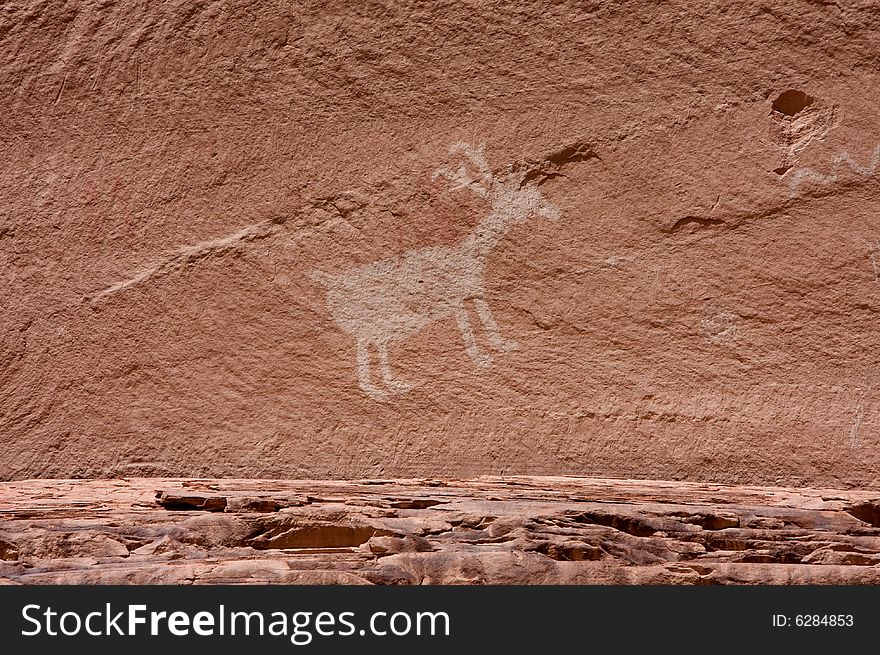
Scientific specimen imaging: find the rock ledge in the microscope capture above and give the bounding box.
[2,476,880,584]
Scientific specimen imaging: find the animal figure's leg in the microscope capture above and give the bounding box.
[356,339,387,400]
[378,342,411,394]
[455,307,492,367]
[474,299,519,351]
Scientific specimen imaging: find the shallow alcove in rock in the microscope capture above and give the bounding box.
[771,89,816,116]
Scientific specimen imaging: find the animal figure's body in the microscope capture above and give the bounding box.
[311,143,560,400]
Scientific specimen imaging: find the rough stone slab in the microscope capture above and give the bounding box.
[2,477,880,584]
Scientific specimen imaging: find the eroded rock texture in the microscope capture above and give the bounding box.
[1,1,879,483]
[3,477,880,584]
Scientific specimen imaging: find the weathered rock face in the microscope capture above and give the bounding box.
[1,1,879,484]
[4,476,880,584]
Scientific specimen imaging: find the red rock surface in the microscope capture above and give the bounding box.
[2,1,879,485]
[3,476,880,584]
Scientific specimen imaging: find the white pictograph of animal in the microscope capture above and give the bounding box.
[310,142,560,400]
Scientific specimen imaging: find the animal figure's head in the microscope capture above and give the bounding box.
[493,169,561,224]
[432,142,560,224]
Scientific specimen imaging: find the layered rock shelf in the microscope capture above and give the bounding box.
[3,476,880,584]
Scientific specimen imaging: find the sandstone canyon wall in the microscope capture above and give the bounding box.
[1,0,879,486]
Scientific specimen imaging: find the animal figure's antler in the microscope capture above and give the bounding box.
[449,142,494,187]
[432,142,496,198]
[504,165,529,187]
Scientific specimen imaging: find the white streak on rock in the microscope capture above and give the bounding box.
[788,144,880,198]
[90,220,278,303]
